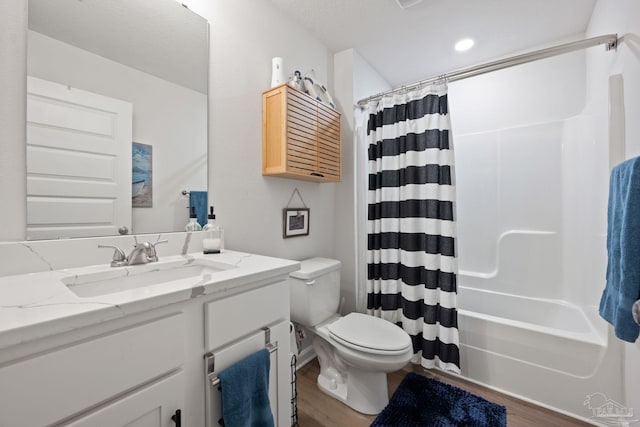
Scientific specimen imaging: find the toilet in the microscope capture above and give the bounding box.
[289,257,413,415]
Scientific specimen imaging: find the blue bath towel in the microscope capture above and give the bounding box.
[218,348,274,427]
[600,157,640,342]
[189,191,208,228]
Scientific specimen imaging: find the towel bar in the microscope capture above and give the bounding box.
[204,326,277,387]
[633,300,640,326]
[204,326,279,427]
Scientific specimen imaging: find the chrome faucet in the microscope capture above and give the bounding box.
[98,238,168,267]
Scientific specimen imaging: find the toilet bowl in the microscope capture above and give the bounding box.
[289,258,413,414]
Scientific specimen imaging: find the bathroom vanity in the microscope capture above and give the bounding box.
[0,235,298,426]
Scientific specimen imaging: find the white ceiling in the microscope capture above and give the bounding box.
[28,0,208,94]
[268,0,597,87]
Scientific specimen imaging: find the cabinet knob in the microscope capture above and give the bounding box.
[171,409,181,427]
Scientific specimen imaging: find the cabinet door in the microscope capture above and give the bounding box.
[316,102,341,180]
[286,88,318,177]
[205,321,290,427]
[263,85,341,182]
[270,320,292,427]
[65,372,184,427]
[0,314,184,426]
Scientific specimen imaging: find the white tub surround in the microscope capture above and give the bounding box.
[449,57,624,420]
[456,285,622,421]
[0,232,299,426]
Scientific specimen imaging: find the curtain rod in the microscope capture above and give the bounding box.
[357,34,618,106]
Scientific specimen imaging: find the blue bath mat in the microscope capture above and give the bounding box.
[371,373,506,427]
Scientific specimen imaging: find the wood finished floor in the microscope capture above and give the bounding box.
[295,359,591,427]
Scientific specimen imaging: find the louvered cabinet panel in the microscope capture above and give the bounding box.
[288,88,317,116]
[263,84,341,182]
[317,102,341,180]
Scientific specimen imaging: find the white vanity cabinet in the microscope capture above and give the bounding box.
[204,280,291,427]
[0,271,292,426]
[0,313,186,427]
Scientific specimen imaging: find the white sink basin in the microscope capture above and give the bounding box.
[62,259,236,298]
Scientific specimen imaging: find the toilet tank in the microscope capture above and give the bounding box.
[289,257,341,327]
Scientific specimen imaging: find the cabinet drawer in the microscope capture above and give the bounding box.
[0,313,184,426]
[205,281,289,351]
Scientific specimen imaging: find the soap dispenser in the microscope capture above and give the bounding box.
[203,206,222,254]
[203,206,217,231]
[185,206,202,232]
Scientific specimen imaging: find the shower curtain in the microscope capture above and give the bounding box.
[365,84,460,373]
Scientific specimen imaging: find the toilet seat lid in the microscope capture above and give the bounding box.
[327,313,412,354]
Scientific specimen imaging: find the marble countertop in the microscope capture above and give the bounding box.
[0,250,299,350]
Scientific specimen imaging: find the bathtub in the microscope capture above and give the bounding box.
[456,285,620,420]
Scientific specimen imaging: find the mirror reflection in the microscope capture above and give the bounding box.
[26,0,209,240]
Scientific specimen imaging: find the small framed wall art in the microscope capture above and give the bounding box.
[132,142,153,207]
[283,208,310,238]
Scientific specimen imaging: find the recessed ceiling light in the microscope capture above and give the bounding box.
[455,38,475,52]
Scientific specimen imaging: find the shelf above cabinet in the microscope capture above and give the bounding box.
[262,84,341,183]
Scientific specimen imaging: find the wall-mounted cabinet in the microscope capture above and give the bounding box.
[263,84,341,183]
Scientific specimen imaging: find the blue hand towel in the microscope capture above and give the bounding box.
[218,348,274,427]
[189,191,208,228]
[599,157,640,342]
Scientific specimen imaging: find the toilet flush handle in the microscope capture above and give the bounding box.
[305,280,315,286]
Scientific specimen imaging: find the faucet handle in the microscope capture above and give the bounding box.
[98,244,127,267]
[148,240,168,261]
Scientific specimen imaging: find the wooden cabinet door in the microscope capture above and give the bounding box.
[263,85,341,182]
[66,372,184,427]
[316,102,341,181]
[286,87,318,177]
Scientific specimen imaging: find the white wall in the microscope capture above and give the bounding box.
[333,49,391,313]
[182,0,337,261]
[0,0,27,241]
[332,49,356,313]
[27,31,207,235]
[0,0,339,262]
[585,0,640,414]
[352,52,393,313]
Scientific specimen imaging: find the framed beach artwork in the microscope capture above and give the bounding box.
[132,142,152,207]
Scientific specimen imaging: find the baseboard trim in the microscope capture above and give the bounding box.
[295,347,316,370]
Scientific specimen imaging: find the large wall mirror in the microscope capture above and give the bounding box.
[26,0,209,240]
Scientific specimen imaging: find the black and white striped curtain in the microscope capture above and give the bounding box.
[366,84,460,373]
